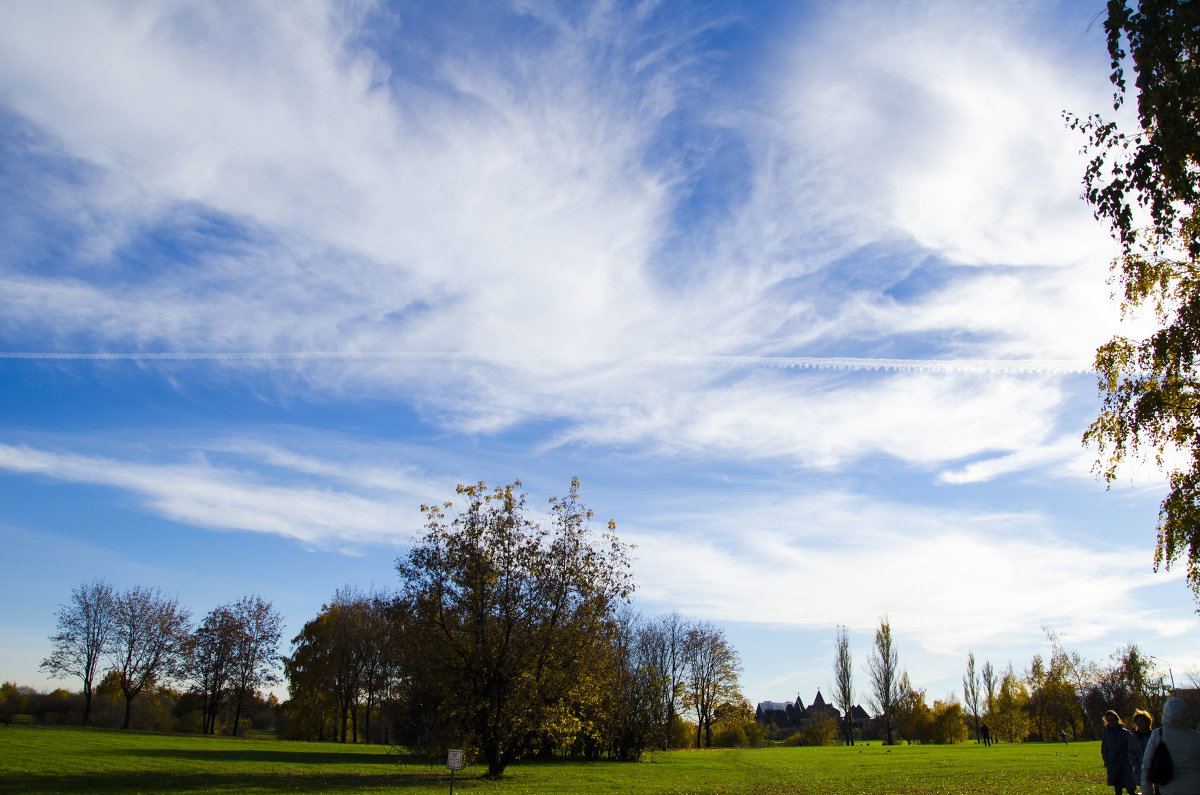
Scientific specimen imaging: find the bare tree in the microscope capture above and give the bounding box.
[183,603,239,734]
[866,617,901,745]
[833,625,854,745]
[227,594,283,737]
[643,611,691,747]
[963,651,982,741]
[108,585,191,729]
[603,609,668,761]
[40,579,114,725]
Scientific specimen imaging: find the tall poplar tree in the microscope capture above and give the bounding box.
[866,618,901,745]
[963,651,982,742]
[833,626,854,746]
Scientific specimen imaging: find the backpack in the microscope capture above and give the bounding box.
[1147,728,1173,786]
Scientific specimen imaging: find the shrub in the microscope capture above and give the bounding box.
[795,717,838,746]
[712,724,747,747]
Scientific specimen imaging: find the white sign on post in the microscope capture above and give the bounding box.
[446,749,463,770]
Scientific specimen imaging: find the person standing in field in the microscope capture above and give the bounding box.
[980,723,991,747]
[1130,709,1153,789]
[1141,697,1200,795]
[1103,710,1138,795]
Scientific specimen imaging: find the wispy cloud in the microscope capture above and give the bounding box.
[628,490,1185,653]
[0,4,1136,492]
[0,442,425,549]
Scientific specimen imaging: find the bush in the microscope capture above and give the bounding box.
[670,716,697,749]
[712,724,748,747]
[790,717,838,746]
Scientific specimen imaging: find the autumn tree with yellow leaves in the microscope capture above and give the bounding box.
[397,479,634,778]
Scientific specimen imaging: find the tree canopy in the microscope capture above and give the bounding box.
[396,479,634,777]
[1074,0,1200,596]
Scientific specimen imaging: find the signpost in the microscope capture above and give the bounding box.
[446,749,463,794]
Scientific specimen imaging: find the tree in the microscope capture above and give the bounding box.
[991,664,1031,743]
[681,622,743,749]
[108,586,191,729]
[397,479,633,777]
[962,651,982,741]
[982,659,998,718]
[356,591,401,745]
[795,714,839,746]
[709,697,764,748]
[182,603,239,735]
[833,626,855,745]
[1116,642,1171,717]
[644,611,691,748]
[227,594,282,737]
[40,579,114,726]
[288,590,370,743]
[866,617,902,745]
[892,671,930,743]
[1073,1,1200,597]
[284,612,338,741]
[571,609,668,761]
[1045,629,1097,740]
[931,699,968,745]
[1026,638,1088,743]
[1025,654,1053,741]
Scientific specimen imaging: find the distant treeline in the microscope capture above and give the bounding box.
[756,624,1196,748]
[0,678,279,735]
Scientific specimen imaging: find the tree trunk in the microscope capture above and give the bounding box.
[81,689,92,726]
[123,695,133,729]
[363,695,372,744]
[232,689,244,737]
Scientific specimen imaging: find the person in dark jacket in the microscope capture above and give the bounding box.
[1102,710,1138,795]
[1130,709,1153,789]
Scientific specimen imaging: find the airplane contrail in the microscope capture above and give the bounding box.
[653,355,1094,374]
[0,351,1095,373]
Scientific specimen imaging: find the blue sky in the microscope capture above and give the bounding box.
[2,0,1197,709]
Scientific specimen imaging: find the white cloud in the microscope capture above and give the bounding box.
[0,0,678,368]
[550,369,1067,472]
[779,0,1118,267]
[628,490,1184,654]
[0,442,423,548]
[0,0,1134,483]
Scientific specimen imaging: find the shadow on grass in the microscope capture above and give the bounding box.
[0,769,466,793]
[110,747,435,766]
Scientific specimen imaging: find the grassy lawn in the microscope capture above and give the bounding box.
[0,727,1113,794]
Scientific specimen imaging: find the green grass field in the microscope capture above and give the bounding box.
[0,727,1115,794]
